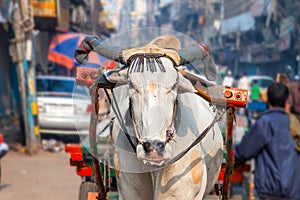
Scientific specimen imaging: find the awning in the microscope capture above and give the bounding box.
[159,0,173,8]
[221,12,255,35]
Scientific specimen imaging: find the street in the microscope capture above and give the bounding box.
[0,150,81,200]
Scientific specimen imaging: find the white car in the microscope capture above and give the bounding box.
[248,75,274,89]
[36,76,91,135]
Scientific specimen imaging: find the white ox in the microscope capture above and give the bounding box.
[76,35,224,200]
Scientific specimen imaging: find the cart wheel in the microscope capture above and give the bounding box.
[79,178,99,200]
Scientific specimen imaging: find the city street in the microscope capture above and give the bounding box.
[0,0,299,200]
[0,114,249,200]
[0,149,245,200]
[0,150,81,200]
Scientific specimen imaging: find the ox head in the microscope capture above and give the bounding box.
[74,35,217,166]
[104,36,197,166]
[107,51,195,166]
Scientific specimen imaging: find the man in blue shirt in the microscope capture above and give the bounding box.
[235,82,300,200]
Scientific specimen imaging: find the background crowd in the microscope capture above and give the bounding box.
[222,69,300,199]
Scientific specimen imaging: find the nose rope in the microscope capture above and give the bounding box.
[165,70,180,143]
[128,98,144,145]
[104,88,137,153]
[165,99,178,144]
[163,108,225,166]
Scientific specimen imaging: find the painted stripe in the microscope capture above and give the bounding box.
[34,126,40,136]
[31,102,38,115]
[150,81,157,97]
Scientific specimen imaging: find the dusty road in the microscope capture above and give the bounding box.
[0,150,81,200]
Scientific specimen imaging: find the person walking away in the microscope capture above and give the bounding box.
[238,72,251,116]
[222,70,234,87]
[234,82,300,200]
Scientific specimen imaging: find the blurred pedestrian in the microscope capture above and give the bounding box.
[0,134,8,159]
[288,73,300,122]
[284,65,295,83]
[232,74,240,88]
[238,72,251,92]
[222,70,234,87]
[276,73,293,115]
[251,80,260,101]
[234,82,300,200]
[238,72,251,116]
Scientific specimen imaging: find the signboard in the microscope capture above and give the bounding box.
[30,0,69,32]
[56,0,70,32]
[30,0,57,18]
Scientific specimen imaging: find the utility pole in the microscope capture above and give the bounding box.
[234,31,240,77]
[10,0,39,155]
[219,0,224,47]
[147,0,153,27]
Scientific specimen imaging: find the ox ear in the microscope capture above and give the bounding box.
[177,73,196,94]
[105,67,128,85]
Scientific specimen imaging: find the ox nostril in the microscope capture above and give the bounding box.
[155,142,165,151]
[143,141,154,153]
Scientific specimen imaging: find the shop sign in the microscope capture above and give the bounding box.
[30,0,57,18]
[278,32,291,52]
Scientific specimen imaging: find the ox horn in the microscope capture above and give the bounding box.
[93,41,125,64]
[178,44,217,81]
[74,36,125,65]
[74,36,217,81]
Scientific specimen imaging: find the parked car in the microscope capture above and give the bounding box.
[248,75,274,102]
[36,76,92,136]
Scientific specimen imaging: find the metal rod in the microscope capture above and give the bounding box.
[89,86,107,200]
[222,106,236,200]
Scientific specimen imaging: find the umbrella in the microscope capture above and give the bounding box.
[48,32,117,70]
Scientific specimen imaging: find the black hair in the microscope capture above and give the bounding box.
[267,82,289,108]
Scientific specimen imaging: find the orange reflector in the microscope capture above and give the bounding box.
[71,153,83,161]
[77,166,93,177]
[65,144,82,153]
[87,192,99,200]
